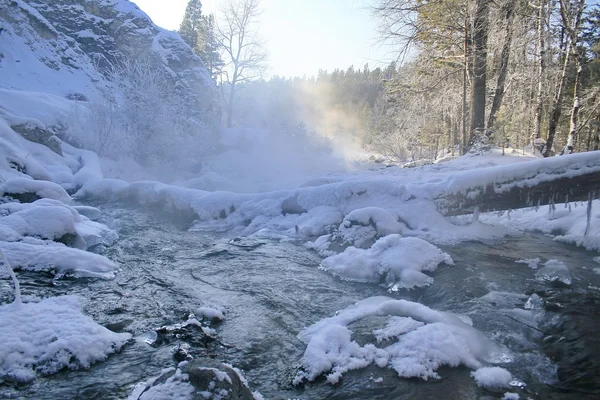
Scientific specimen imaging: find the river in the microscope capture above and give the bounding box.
[1,202,599,399]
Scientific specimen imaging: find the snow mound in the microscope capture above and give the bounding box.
[320,235,453,290]
[470,366,513,389]
[0,296,131,383]
[294,296,509,384]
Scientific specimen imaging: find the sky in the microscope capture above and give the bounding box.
[132,0,395,78]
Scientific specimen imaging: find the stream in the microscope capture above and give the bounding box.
[1,202,600,399]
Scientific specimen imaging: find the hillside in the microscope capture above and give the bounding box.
[0,0,219,178]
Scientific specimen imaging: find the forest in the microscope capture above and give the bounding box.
[180,0,600,164]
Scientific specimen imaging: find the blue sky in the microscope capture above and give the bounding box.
[132,0,394,78]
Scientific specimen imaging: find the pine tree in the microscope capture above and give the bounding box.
[199,14,224,82]
[179,0,204,53]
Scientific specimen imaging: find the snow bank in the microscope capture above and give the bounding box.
[294,296,509,384]
[320,235,453,290]
[0,295,131,382]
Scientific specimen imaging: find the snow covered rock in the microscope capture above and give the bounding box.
[321,235,453,290]
[130,360,257,400]
[0,241,118,279]
[0,295,131,383]
[10,122,62,155]
[294,296,509,385]
[1,178,71,204]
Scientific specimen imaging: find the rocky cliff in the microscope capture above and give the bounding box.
[0,0,219,174]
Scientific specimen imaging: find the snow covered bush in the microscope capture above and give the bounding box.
[71,58,218,176]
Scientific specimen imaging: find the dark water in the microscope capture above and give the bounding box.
[1,204,600,399]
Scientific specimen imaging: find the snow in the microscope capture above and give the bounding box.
[196,306,225,322]
[320,235,453,290]
[294,296,509,384]
[0,295,131,383]
[470,366,513,389]
[0,241,118,279]
[1,178,71,204]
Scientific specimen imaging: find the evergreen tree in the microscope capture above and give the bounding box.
[200,14,224,82]
[179,0,204,53]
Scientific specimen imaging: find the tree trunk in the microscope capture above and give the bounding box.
[227,83,235,128]
[468,0,490,146]
[487,3,515,132]
[561,56,583,154]
[560,0,586,155]
[543,0,585,157]
[593,118,600,151]
[461,14,469,155]
[532,0,546,149]
[543,43,572,157]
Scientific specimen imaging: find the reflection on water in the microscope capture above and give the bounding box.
[1,204,599,399]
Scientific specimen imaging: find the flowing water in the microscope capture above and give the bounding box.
[1,203,600,399]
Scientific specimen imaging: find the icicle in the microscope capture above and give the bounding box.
[547,194,555,219]
[0,250,21,306]
[507,209,512,220]
[585,191,595,236]
[564,193,569,208]
[535,199,541,212]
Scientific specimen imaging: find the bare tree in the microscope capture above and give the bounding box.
[468,0,490,145]
[560,0,586,155]
[216,0,268,128]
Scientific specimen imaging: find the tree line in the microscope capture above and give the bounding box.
[372,0,600,160]
[178,0,600,163]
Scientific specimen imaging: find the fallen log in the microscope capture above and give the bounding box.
[434,152,600,216]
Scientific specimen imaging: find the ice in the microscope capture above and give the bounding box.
[470,366,513,389]
[515,258,541,269]
[502,393,520,400]
[0,295,131,382]
[373,317,426,342]
[524,293,543,310]
[535,259,572,286]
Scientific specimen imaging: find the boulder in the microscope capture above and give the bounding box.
[11,123,63,155]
